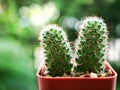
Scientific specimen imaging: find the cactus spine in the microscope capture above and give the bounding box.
[40,24,72,77]
[75,16,108,73]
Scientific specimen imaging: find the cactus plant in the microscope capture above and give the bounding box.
[74,16,108,73]
[39,24,72,77]
[39,16,108,76]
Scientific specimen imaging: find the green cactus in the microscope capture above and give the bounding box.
[40,24,72,77]
[75,16,108,73]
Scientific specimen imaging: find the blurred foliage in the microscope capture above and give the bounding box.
[0,0,38,90]
[0,38,37,90]
[0,0,120,90]
[110,61,120,90]
[116,85,120,90]
[53,0,120,39]
[0,1,36,43]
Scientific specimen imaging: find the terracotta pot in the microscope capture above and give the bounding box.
[36,61,117,90]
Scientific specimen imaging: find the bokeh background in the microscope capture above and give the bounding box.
[0,0,120,90]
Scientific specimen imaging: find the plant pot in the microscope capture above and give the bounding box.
[36,61,117,90]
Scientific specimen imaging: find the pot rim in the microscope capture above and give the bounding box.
[36,61,117,80]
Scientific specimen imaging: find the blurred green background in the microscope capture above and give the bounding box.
[0,0,120,90]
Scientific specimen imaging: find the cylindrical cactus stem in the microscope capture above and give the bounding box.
[75,16,108,73]
[39,24,72,77]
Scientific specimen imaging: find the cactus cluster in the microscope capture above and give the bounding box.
[39,16,108,77]
[39,24,72,77]
[74,17,108,73]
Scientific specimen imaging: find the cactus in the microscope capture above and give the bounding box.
[74,16,108,73]
[39,24,72,77]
